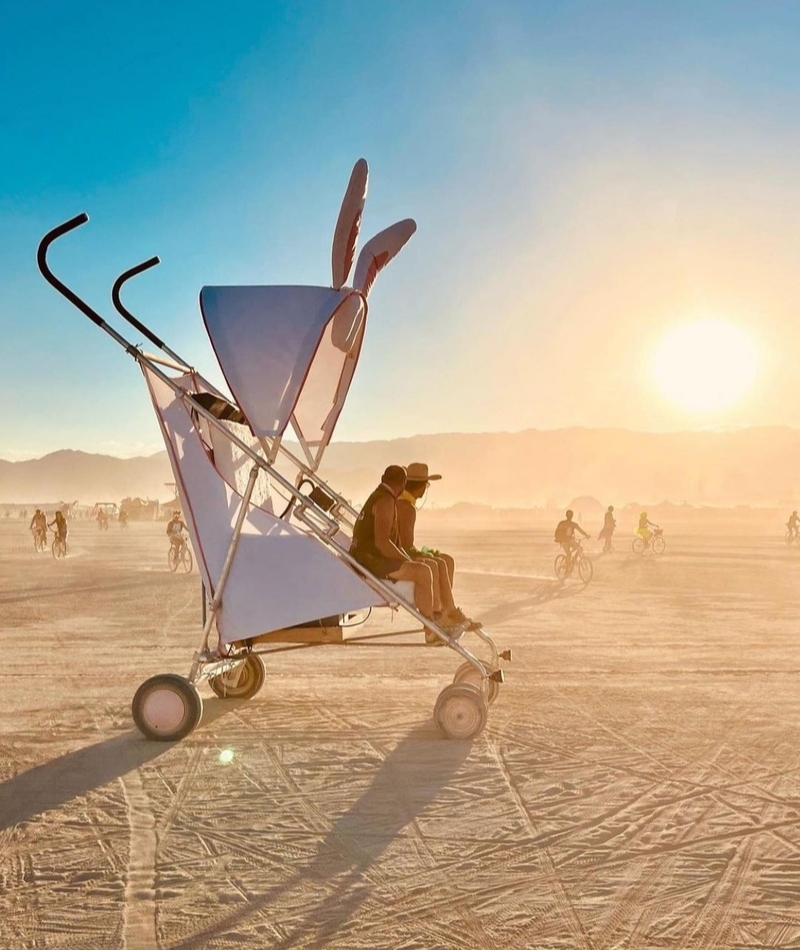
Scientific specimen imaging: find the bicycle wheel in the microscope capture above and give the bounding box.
[181,546,193,573]
[554,554,567,579]
[578,555,594,583]
[167,546,179,572]
[632,537,645,555]
[652,536,666,556]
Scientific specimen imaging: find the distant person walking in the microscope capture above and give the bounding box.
[598,505,616,553]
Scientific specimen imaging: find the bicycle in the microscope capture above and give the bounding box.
[632,527,665,556]
[167,536,193,573]
[51,532,68,559]
[785,527,799,546]
[32,527,47,553]
[554,540,594,583]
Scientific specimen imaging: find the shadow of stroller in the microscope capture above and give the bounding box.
[0,697,243,831]
[479,577,587,627]
[169,721,473,950]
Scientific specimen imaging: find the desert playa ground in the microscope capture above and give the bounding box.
[1,515,800,949]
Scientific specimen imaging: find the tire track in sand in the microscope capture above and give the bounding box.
[119,767,158,950]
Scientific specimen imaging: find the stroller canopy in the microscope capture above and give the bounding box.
[201,285,366,462]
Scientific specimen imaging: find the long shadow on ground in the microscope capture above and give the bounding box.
[169,721,473,950]
[479,577,587,628]
[0,698,242,830]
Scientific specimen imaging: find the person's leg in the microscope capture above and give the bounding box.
[431,555,456,612]
[415,556,442,612]
[438,552,455,587]
[389,561,434,618]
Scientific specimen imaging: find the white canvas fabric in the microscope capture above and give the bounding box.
[201,284,367,467]
[143,366,387,645]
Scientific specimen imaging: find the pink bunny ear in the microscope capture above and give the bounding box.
[331,158,369,290]
[353,218,417,297]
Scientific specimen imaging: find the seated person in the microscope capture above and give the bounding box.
[554,509,587,568]
[397,462,479,630]
[636,511,659,545]
[166,511,188,547]
[48,510,68,541]
[349,465,459,641]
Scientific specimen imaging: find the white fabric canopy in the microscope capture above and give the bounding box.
[200,285,363,444]
[143,366,386,645]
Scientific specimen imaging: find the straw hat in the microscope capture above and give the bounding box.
[406,462,441,482]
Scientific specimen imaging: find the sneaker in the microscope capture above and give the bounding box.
[444,607,483,631]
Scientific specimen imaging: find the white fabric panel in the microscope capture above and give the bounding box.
[143,367,386,645]
[200,285,349,438]
[353,219,417,297]
[331,158,368,290]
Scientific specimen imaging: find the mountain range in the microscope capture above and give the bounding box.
[1,427,800,508]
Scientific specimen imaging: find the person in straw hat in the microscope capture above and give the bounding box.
[397,462,481,635]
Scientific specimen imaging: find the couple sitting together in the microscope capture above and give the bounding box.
[349,462,481,641]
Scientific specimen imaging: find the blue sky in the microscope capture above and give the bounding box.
[3,1,800,458]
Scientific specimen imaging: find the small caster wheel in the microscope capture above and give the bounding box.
[208,655,266,699]
[500,649,513,662]
[434,682,488,740]
[452,660,500,705]
[132,674,203,741]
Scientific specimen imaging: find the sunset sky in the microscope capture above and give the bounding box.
[3,1,800,458]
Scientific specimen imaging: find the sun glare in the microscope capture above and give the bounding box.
[651,318,759,415]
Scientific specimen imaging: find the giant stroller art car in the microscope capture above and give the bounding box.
[37,159,511,741]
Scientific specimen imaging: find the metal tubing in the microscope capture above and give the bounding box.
[188,464,260,681]
[111,257,191,369]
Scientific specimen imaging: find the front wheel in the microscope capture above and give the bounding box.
[167,545,179,572]
[208,655,266,699]
[434,683,488,740]
[578,554,594,583]
[652,536,666,556]
[632,537,645,555]
[554,554,567,579]
[132,674,203,741]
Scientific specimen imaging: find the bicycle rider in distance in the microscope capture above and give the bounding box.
[554,510,589,575]
[788,510,800,542]
[49,510,68,547]
[166,511,188,553]
[30,508,47,546]
[636,511,660,548]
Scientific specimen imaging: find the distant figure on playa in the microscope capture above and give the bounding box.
[788,510,800,542]
[119,508,129,528]
[166,511,187,550]
[29,508,47,543]
[555,510,589,573]
[636,511,660,548]
[97,508,108,530]
[598,505,616,552]
[49,510,68,543]
[396,462,479,630]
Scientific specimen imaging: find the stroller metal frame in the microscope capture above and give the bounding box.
[38,213,511,741]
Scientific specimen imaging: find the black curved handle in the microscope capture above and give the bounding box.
[111,257,164,346]
[37,213,106,328]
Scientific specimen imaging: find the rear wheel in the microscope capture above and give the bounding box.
[554,554,567,579]
[208,655,266,699]
[167,546,179,572]
[453,660,499,704]
[786,531,794,546]
[434,683,488,740]
[132,674,203,741]
[632,537,645,555]
[578,555,594,583]
[652,536,666,556]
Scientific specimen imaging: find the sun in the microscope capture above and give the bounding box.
[651,318,759,414]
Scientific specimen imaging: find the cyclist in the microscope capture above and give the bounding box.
[29,509,47,546]
[554,510,588,575]
[788,511,800,542]
[636,511,660,548]
[166,511,188,553]
[598,505,616,553]
[49,510,68,546]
